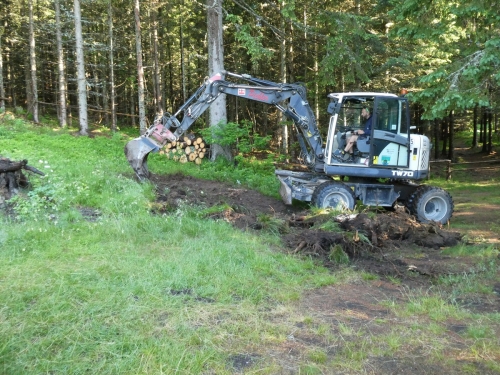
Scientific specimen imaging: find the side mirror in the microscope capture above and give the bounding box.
[327,102,335,114]
[327,102,341,115]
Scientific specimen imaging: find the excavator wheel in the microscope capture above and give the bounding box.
[312,181,356,211]
[407,185,454,224]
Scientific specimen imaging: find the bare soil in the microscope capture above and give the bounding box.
[150,173,464,284]
[148,147,500,373]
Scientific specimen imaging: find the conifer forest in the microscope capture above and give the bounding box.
[0,0,498,157]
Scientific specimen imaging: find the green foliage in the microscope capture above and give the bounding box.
[9,183,60,220]
[200,120,271,154]
[14,107,25,115]
[226,14,273,67]
[256,214,288,235]
[361,272,379,281]
[328,244,349,264]
[465,325,495,340]
[313,219,342,233]
[307,349,328,364]
[441,243,499,258]
[199,203,233,217]
[280,1,297,20]
[317,10,384,89]
[389,0,500,118]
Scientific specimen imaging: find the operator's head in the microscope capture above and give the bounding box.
[361,107,371,118]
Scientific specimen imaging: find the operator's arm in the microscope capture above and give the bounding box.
[354,117,372,135]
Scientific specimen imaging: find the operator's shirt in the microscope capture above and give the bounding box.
[363,116,372,135]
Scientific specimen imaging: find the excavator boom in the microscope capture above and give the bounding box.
[124,71,324,180]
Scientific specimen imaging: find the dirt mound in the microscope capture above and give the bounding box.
[150,173,464,282]
[150,173,301,228]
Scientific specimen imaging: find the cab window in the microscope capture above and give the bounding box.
[375,98,400,134]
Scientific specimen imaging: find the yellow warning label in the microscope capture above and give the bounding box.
[373,156,378,164]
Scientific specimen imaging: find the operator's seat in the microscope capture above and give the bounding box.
[356,135,370,154]
[335,130,370,154]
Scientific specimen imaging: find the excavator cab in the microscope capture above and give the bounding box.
[325,93,413,168]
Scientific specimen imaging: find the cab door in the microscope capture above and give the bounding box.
[369,97,411,167]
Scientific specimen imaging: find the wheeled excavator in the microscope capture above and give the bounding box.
[124,71,454,224]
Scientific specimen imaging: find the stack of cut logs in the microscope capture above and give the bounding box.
[160,134,207,165]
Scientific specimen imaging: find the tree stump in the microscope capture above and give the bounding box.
[0,157,44,207]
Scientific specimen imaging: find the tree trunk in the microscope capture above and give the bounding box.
[54,0,67,127]
[481,106,487,153]
[180,6,186,103]
[0,27,5,113]
[28,0,39,123]
[74,0,88,135]
[6,51,14,108]
[134,0,147,135]
[92,54,100,123]
[433,119,440,160]
[487,108,493,154]
[107,1,116,131]
[495,111,498,133]
[166,7,174,110]
[158,7,166,113]
[129,81,136,127]
[151,0,163,115]
[25,56,32,112]
[207,0,231,162]
[313,21,319,130]
[441,118,447,156]
[279,1,288,156]
[472,104,478,148]
[447,110,454,161]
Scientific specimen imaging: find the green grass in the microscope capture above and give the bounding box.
[1,115,499,374]
[0,114,339,374]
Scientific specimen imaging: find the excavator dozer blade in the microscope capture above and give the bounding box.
[124,137,161,181]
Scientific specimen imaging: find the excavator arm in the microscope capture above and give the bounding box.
[124,71,324,180]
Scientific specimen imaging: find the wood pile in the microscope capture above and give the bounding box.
[0,158,44,206]
[159,134,208,165]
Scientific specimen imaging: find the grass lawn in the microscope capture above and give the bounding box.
[1,113,499,374]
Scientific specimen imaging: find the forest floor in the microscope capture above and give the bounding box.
[149,146,500,374]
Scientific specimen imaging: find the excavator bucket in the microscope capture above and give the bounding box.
[125,124,177,181]
[124,137,161,181]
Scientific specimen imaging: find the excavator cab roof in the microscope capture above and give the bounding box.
[327,92,399,101]
[326,93,401,114]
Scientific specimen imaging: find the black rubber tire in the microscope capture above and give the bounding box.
[407,185,454,224]
[312,181,356,211]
